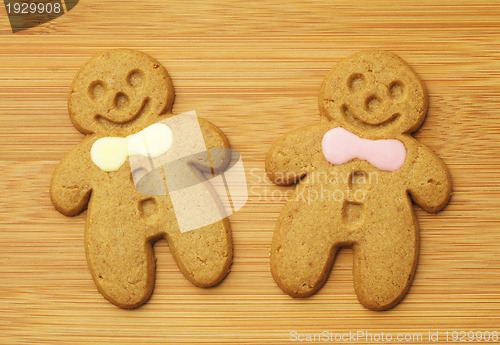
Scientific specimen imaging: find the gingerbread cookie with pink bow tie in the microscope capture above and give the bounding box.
[50,49,232,309]
[266,50,452,310]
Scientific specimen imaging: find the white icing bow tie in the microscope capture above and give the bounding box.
[91,123,173,172]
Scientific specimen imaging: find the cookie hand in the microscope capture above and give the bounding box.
[197,118,231,173]
[50,140,94,216]
[407,143,452,213]
[266,123,329,186]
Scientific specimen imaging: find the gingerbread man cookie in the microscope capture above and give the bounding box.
[50,49,232,308]
[266,50,451,310]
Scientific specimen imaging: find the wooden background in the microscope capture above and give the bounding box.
[1,1,500,344]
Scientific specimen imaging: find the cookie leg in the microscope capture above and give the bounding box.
[270,195,346,297]
[352,207,419,311]
[166,218,232,287]
[85,205,158,309]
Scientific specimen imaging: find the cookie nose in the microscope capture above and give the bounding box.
[365,94,381,113]
[114,92,130,110]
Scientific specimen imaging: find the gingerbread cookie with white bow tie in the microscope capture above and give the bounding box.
[50,49,232,309]
[266,50,452,310]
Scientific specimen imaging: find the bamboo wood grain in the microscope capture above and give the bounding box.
[1,1,500,344]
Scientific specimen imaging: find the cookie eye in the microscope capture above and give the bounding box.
[347,73,365,92]
[127,69,144,88]
[88,80,106,100]
[388,80,405,99]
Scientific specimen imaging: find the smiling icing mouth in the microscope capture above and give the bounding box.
[95,97,150,128]
[340,104,400,129]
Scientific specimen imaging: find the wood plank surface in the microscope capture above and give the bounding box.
[1,1,500,344]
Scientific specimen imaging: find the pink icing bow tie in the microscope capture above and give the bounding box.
[321,127,406,172]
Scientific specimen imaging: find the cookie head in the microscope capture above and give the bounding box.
[319,50,427,135]
[68,49,175,135]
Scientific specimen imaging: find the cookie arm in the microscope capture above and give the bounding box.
[198,118,231,173]
[406,143,452,213]
[266,123,326,186]
[50,142,93,217]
